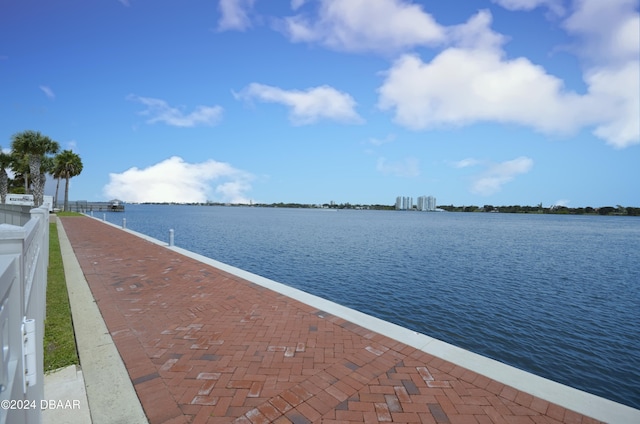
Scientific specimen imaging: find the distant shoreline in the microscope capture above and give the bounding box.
[82,201,640,216]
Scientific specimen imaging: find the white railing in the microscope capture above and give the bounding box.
[0,207,49,424]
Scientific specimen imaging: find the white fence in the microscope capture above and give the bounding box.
[0,207,49,424]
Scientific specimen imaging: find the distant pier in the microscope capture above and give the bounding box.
[68,200,124,212]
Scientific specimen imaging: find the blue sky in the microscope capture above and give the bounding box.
[1,0,638,207]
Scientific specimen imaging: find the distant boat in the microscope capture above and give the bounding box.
[109,199,125,211]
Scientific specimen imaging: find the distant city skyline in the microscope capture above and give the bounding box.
[2,1,639,207]
[395,195,437,211]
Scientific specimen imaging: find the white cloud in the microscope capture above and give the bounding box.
[453,158,481,168]
[377,8,639,148]
[446,9,507,51]
[39,85,55,100]
[103,156,254,204]
[585,61,640,148]
[559,0,640,148]
[281,0,445,54]
[291,0,308,10]
[118,0,130,6]
[470,156,533,195]
[217,0,256,31]
[238,83,363,125]
[216,180,252,200]
[127,95,223,127]
[275,2,638,148]
[491,0,565,15]
[368,134,396,146]
[553,199,570,207]
[563,0,639,65]
[376,157,420,177]
[378,50,586,134]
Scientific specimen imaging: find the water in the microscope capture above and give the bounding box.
[97,205,640,408]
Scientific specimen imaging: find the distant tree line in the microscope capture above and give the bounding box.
[144,201,639,215]
[438,204,640,216]
[1,130,83,210]
[256,202,395,210]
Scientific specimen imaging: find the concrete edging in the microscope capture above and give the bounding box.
[57,218,148,424]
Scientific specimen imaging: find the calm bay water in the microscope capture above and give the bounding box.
[99,205,640,408]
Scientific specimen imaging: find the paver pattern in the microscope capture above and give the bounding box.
[61,216,602,424]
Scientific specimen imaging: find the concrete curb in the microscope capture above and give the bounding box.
[56,218,148,424]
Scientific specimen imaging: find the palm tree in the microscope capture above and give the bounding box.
[53,150,83,211]
[0,150,12,204]
[10,151,30,193]
[10,130,60,206]
[52,160,64,210]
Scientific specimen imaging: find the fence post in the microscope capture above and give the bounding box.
[122,218,126,229]
[169,229,174,246]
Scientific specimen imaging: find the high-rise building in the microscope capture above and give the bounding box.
[395,196,414,210]
[427,195,436,211]
[416,195,437,211]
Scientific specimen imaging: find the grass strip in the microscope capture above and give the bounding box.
[44,220,79,372]
[56,211,83,217]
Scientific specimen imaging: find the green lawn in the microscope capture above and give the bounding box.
[56,211,83,217]
[43,219,79,372]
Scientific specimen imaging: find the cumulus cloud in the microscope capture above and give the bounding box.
[281,0,445,54]
[378,50,586,134]
[377,8,639,148]
[217,0,256,31]
[563,0,639,65]
[237,83,363,125]
[559,0,640,147]
[470,157,533,196]
[103,156,254,203]
[127,95,223,127]
[39,85,55,100]
[585,62,640,147]
[376,157,420,177]
[491,0,565,15]
[275,1,638,148]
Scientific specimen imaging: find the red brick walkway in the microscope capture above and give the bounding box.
[60,216,601,424]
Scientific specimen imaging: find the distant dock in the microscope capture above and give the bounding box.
[68,200,124,212]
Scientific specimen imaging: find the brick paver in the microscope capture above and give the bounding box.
[60,217,603,424]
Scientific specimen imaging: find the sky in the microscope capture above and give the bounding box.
[1,0,639,207]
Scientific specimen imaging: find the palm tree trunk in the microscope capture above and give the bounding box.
[64,176,70,211]
[0,170,7,204]
[54,177,60,209]
[29,157,43,206]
